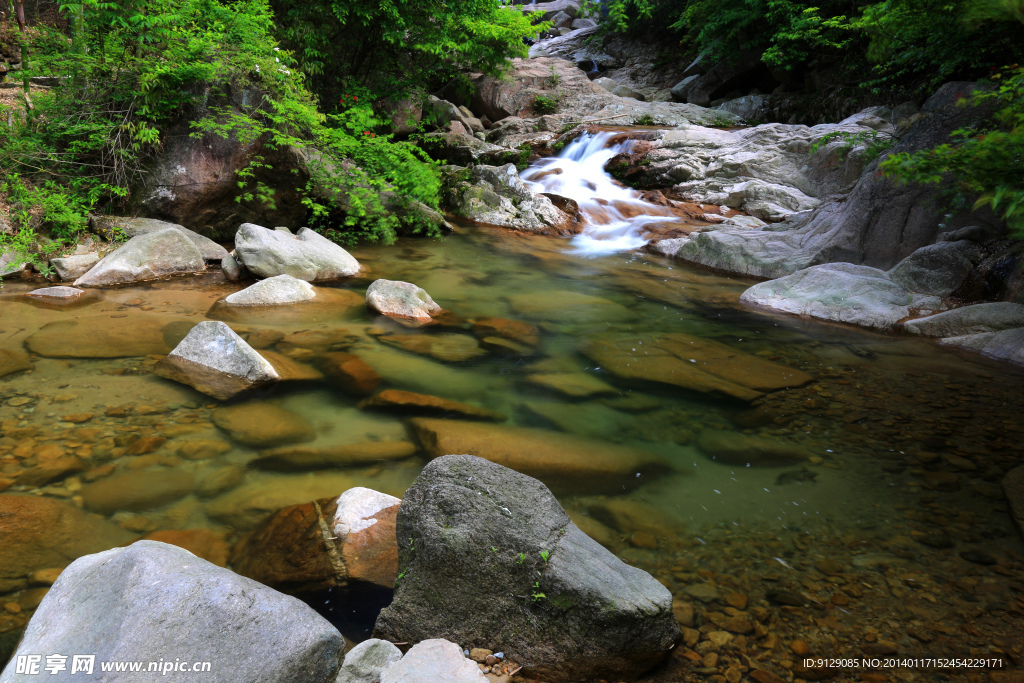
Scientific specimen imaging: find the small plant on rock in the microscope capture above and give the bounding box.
[532,94,559,115]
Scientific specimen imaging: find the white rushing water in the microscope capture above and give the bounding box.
[521,131,684,255]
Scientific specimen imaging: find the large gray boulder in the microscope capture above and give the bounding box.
[91,217,229,262]
[903,302,1024,337]
[716,94,771,122]
[740,263,920,330]
[225,274,316,305]
[373,455,679,683]
[380,640,484,683]
[0,541,345,683]
[337,639,403,683]
[73,228,206,287]
[888,240,984,296]
[234,223,360,281]
[940,327,1024,366]
[154,321,279,399]
[365,279,441,324]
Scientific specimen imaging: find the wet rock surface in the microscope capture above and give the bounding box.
[904,302,1024,337]
[234,223,360,281]
[408,418,671,493]
[73,228,207,287]
[224,274,317,305]
[365,279,441,323]
[211,403,316,447]
[154,321,280,399]
[250,440,417,470]
[231,487,400,592]
[374,455,679,683]
[2,541,345,683]
[359,389,505,421]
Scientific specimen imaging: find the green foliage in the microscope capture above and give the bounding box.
[533,94,559,115]
[880,67,1024,235]
[272,0,542,107]
[809,129,895,161]
[635,113,656,126]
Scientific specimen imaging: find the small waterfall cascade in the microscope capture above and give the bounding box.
[521,131,687,255]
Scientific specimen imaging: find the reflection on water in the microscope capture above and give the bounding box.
[2,225,1023,677]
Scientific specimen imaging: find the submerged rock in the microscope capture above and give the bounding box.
[365,279,442,323]
[212,402,316,447]
[373,455,679,682]
[224,274,316,305]
[26,285,85,300]
[204,473,361,529]
[338,639,404,683]
[470,317,540,346]
[381,640,485,683]
[507,291,634,324]
[740,263,917,330]
[525,372,618,398]
[25,314,191,358]
[408,418,670,493]
[359,389,505,421]
[579,332,812,401]
[696,429,812,466]
[5,541,345,683]
[80,469,195,514]
[231,487,401,592]
[904,302,1024,337]
[74,228,206,287]
[0,495,136,594]
[0,349,33,378]
[316,351,381,395]
[376,332,486,362]
[251,441,418,471]
[234,222,360,281]
[154,321,280,400]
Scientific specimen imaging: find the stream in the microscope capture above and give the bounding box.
[1,136,1023,675]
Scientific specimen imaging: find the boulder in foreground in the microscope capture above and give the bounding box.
[154,321,279,400]
[234,223,360,281]
[338,639,403,683]
[1,541,344,683]
[74,228,206,287]
[231,487,401,592]
[408,418,670,493]
[373,455,679,683]
[381,639,484,683]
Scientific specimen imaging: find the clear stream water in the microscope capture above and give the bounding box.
[1,135,1023,677]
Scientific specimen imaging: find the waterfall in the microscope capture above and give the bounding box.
[521,132,685,255]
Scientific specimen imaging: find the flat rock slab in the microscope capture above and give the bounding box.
[91,216,229,261]
[81,469,195,515]
[251,441,418,471]
[376,332,487,362]
[225,274,317,305]
[0,495,135,594]
[2,541,344,683]
[366,279,442,323]
[27,286,84,300]
[373,455,679,682]
[381,640,485,683]
[525,372,618,397]
[235,223,360,281]
[359,389,505,421]
[74,228,206,287]
[740,263,914,330]
[904,302,1024,337]
[212,402,316,448]
[579,332,812,401]
[155,321,280,400]
[507,291,634,324]
[231,487,400,592]
[941,327,1024,367]
[408,418,670,494]
[696,429,812,467]
[25,315,193,358]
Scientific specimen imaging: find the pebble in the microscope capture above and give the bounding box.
[61,413,94,424]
